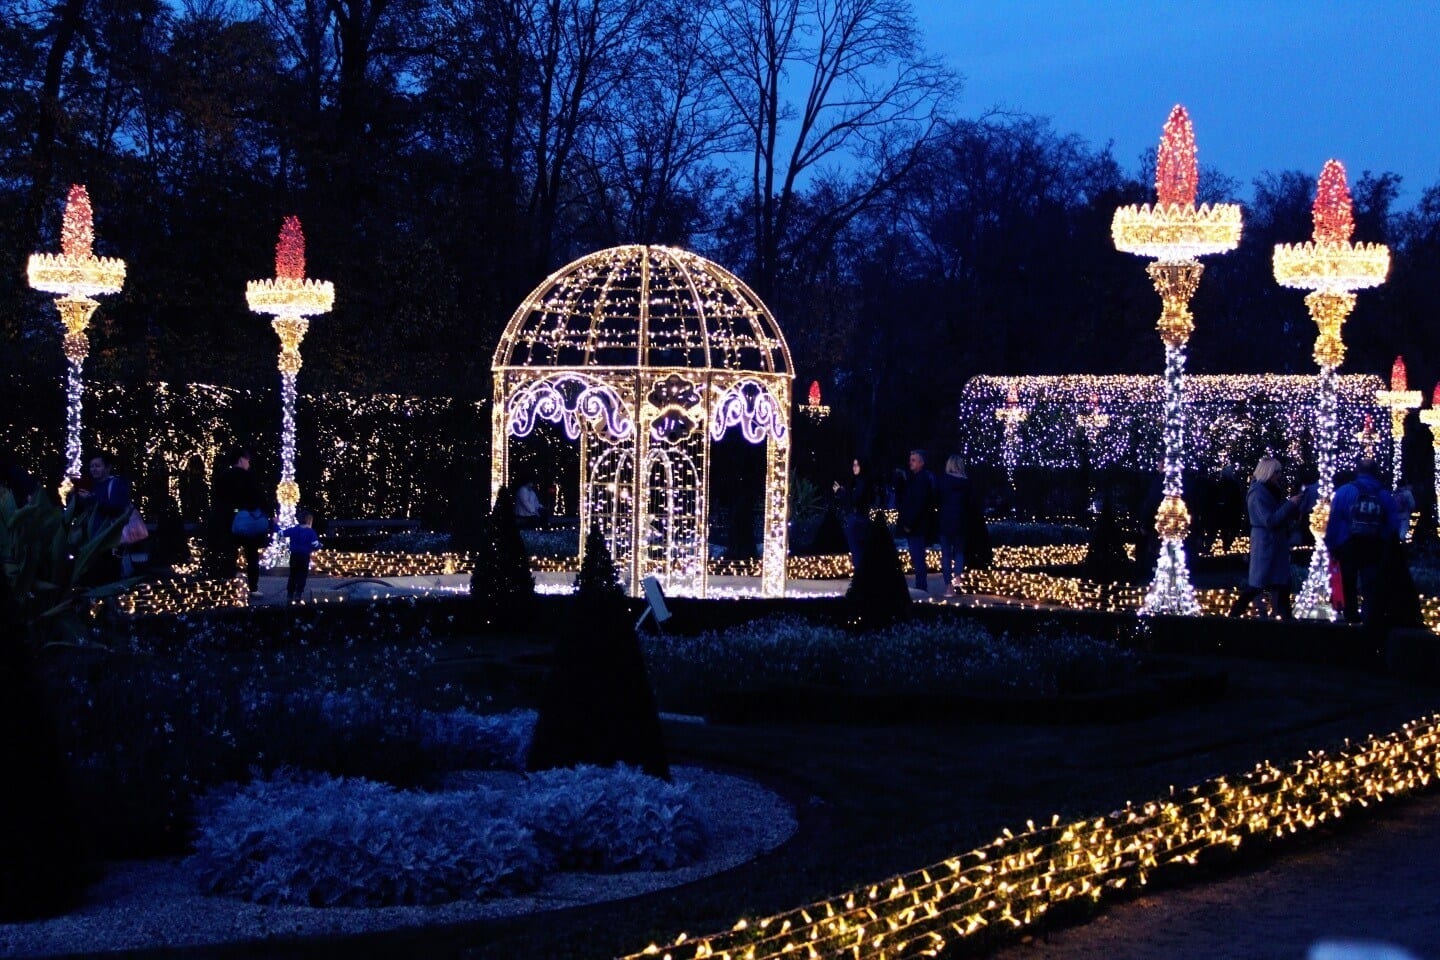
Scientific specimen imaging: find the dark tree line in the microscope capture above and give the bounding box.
[5,0,1440,478]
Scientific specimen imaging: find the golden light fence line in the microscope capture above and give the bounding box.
[621,714,1440,960]
[113,545,1439,631]
[110,576,249,617]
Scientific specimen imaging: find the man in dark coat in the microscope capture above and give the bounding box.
[897,449,936,593]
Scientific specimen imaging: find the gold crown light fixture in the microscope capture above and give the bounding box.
[1273,159,1390,619]
[1112,105,1242,616]
[246,216,334,566]
[27,185,127,495]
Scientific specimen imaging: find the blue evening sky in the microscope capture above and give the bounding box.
[916,1,1440,207]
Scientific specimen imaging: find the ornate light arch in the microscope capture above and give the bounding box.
[491,246,793,598]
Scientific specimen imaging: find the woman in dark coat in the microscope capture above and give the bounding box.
[936,455,970,595]
[1228,456,1300,619]
[833,457,876,574]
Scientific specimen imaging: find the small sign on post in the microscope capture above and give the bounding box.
[636,575,673,633]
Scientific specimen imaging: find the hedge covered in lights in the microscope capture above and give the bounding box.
[957,373,1388,474]
[0,377,491,524]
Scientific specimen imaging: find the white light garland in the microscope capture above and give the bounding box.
[957,374,1386,477]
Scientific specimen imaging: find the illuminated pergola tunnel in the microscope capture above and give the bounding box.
[491,244,794,599]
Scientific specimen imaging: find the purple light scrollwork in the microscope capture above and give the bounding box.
[508,375,634,441]
[709,379,787,444]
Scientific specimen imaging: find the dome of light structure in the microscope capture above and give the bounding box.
[491,245,794,600]
[494,245,791,375]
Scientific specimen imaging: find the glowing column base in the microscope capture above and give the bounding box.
[1433,443,1440,539]
[262,358,304,570]
[1142,495,1201,616]
[1141,318,1201,617]
[1421,410,1440,541]
[64,356,85,480]
[1295,538,1336,621]
[57,296,98,483]
[1296,359,1340,621]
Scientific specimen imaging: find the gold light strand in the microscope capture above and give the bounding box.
[619,715,1440,960]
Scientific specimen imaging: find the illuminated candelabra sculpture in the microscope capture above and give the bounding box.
[246,217,334,565]
[1421,387,1440,540]
[800,380,830,422]
[994,380,1028,492]
[26,185,126,495]
[1274,159,1390,619]
[1112,105,1242,615]
[1376,355,1420,485]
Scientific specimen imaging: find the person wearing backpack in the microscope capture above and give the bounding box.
[1325,459,1399,624]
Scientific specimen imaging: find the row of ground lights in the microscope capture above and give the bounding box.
[112,558,1430,627]
[622,714,1440,960]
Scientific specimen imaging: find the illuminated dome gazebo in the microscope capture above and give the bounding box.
[491,245,794,599]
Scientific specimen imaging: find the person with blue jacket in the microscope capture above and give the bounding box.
[1326,459,1399,624]
[283,509,322,602]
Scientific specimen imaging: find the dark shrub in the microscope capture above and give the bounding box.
[845,515,911,628]
[573,521,624,601]
[0,576,86,920]
[1082,488,1131,584]
[471,487,536,629]
[528,535,668,779]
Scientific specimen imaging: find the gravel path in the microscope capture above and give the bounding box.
[0,767,795,958]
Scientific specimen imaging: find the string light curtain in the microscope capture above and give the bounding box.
[957,374,1386,477]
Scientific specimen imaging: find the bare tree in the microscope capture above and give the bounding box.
[700,0,956,296]
[573,0,742,246]
[517,0,650,266]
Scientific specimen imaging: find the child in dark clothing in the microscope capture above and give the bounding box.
[283,510,322,601]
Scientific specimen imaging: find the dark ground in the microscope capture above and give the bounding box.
[100,637,1440,960]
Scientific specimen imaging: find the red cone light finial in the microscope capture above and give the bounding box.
[1432,383,1440,408]
[808,380,822,406]
[61,184,94,259]
[1312,160,1355,245]
[275,216,306,281]
[1392,355,1409,392]
[1156,105,1198,207]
